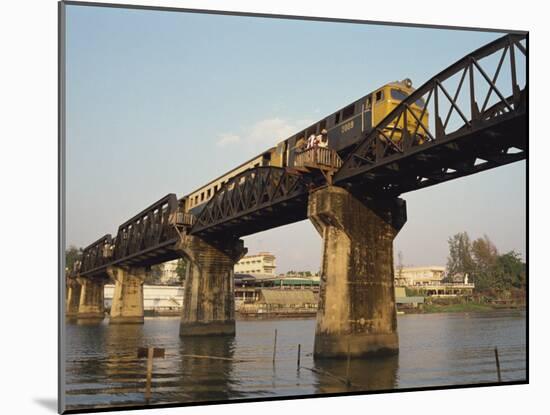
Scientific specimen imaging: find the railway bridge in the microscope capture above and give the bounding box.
[66,34,527,358]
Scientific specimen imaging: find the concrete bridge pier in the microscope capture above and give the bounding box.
[66,277,81,318]
[308,185,407,358]
[177,235,247,336]
[76,277,106,320]
[107,266,145,324]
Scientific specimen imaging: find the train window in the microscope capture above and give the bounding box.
[214,185,218,192]
[201,192,204,202]
[342,104,355,120]
[195,196,199,204]
[335,112,340,124]
[319,119,327,131]
[391,89,409,101]
[376,90,384,102]
[366,95,372,109]
[207,188,211,198]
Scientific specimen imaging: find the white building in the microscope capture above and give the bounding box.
[104,284,184,313]
[234,252,276,276]
[395,265,446,286]
[156,259,179,284]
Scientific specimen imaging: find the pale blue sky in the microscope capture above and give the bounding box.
[65,5,526,272]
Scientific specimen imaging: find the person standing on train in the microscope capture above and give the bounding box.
[307,133,316,149]
[318,129,329,148]
[296,137,306,152]
[315,132,323,146]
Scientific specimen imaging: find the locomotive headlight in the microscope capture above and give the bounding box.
[403,78,413,88]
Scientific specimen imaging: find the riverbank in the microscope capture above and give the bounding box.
[237,311,316,319]
[403,302,525,314]
[235,303,526,318]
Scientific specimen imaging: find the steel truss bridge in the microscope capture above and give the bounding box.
[76,33,527,279]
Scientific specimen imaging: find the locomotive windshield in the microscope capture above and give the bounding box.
[391,89,408,101]
[391,88,425,108]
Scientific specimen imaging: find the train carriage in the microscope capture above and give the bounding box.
[183,78,428,215]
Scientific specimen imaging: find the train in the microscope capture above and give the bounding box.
[184,78,428,216]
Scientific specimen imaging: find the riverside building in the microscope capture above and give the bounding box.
[234,252,276,276]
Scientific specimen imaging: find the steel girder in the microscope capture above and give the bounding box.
[334,33,527,195]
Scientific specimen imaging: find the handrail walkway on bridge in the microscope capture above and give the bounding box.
[294,146,343,184]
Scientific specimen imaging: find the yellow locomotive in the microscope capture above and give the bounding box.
[185,79,428,213]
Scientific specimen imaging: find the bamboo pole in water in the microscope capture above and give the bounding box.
[494,347,502,382]
[345,341,351,387]
[272,329,277,366]
[145,347,154,400]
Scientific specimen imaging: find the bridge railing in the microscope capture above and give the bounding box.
[295,147,343,171]
[112,193,180,262]
[335,33,527,184]
[80,234,114,276]
[78,194,183,276]
[191,166,308,235]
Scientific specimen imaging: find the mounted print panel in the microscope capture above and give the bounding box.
[59,1,527,413]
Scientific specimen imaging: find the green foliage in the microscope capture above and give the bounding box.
[176,259,187,284]
[495,251,526,289]
[65,245,82,272]
[446,232,526,294]
[441,274,454,283]
[404,287,422,297]
[145,265,163,285]
[446,232,475,277]
[470,235,499,290]
[422,302,494,313]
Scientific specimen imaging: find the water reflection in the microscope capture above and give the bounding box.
[64,312,526,410]
[75,317,105,326]
[103,324,145,399]
[313,355,398,393]
[174,336,241,402]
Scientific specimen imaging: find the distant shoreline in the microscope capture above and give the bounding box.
[136,304,526,320]
[401,302,526,314]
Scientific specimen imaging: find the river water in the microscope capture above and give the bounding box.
[64,310,526,410]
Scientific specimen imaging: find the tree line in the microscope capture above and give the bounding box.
[446,232,526,291]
